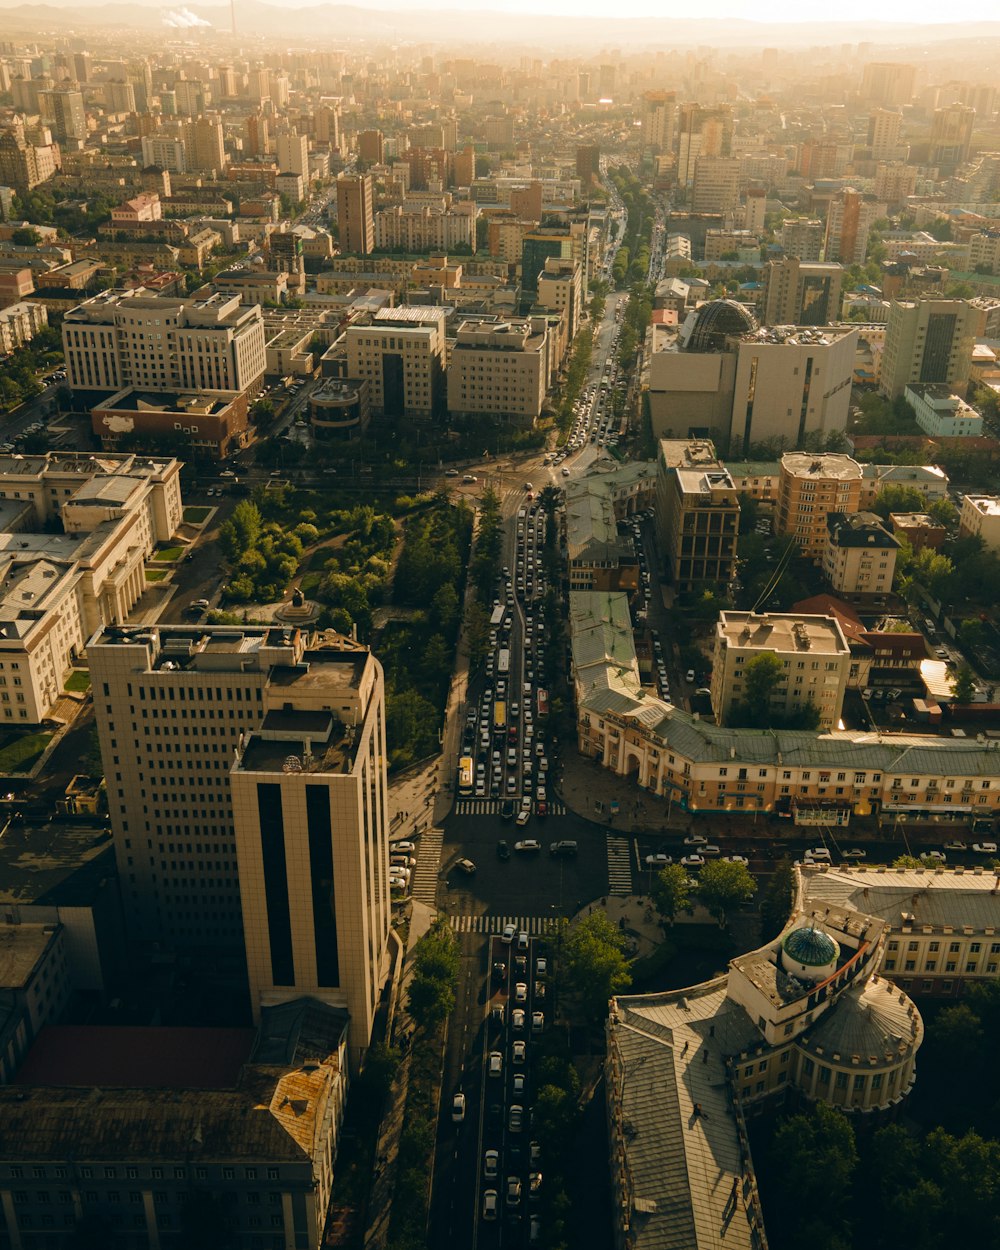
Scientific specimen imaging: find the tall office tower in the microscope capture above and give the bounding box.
[185,115,226,172]
[453,143,476,187]
[336,173,374,255]
[40,88,86,144]
[271,72,290,108]
[676,103,733,186]
[216,64,237,98]
[314,102,340,148]
[230,636,391,1062]
[860,61,916,107]
[72,51,91,83]
[879,298,978,399]
[106,79,136,113]
[742,186,766,234]
[575,144,600,187]
[824,187,876,266]
[244,110,270,157]
[88,627,391,1064]
[356,128,384,166]
[276,131,309,177]
[762,257,843,327]
[691,156,740,214]
[174,78,209,117]
[929,102,976,171]
[248,67,271,102]
[599,63,617,99]
[868,109,903,161]
[640,90,676,155]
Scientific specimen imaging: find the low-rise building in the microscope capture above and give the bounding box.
[861,462,950,505]
[889,512,947,551]
[709,610,851,729]
[906,383,984,437]
[959,493,1000,548]
[92,387,250,460]
[564,480,639,594]
[823,511,900,597]
[309,378,370,439]
[0,300,47,352]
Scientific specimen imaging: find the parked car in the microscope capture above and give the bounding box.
[925,850,947,863]
[680,854,705,867]
[722,855,749,865]
[972,842,998,854]
[645,853,673,867]
[488,1051,503,1078]
[502,922,516,944]
[841,848,867,859]
[804,847,831,862]
[482,1190,498,1221]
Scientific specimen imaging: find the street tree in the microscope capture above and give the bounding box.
[952,664,976,705]
[759,858,795,941]
[561,912,631,1022]
[651,863,692,925]
[696,859,756,928]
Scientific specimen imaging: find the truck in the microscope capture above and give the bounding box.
[493,701,506,735]
[536,688,549,718]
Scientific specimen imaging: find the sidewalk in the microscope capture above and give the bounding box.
[363,900,437,1250]
[559,748,694,837]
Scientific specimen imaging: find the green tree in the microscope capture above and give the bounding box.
[960,617,987,651]
[952,664,976,705]
[11,226,40,246]
[561,913,631,1022]
[219,499,262,562]
[928,497,959,527]
[734,650,783,727]
[759,858,795,941]
[696,859,756,928]
[464,600,491,673]
[431,582,459,635]
[872,483,927,521]
[769,1103,858,1247]
[651,863,692,924]
[406,971,455,1027]
[929,1002,984,1069]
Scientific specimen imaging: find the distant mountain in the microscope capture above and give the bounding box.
[2,0,1000,49]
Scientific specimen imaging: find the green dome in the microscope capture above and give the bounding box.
[782,926,839,968]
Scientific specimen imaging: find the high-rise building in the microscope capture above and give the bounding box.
[447,317,549,429]
[776,452,864,560]
[929,102,976,171]
[867,109,903,161]
[40,88,86,144]
[824,187,876,266]
[62,290,266,395]
[336,172,374,255]
[454,144,476,187]
[276,130,309,177]
[88,627,391,1065]
[691,156,741,214]
[762,258,843,327]
[345,306,447,418]
[879,298,978,399]
[779,218,825,262]
[640,89,676,154]
[243,110,270,157]
[139,133,187,173]
[860,61,916,107]
[184,115,225,172]
[314,102,340,148]
[575,144,600,187]
[874,162,918,210]
[676,103,733,186]
[105,79,135,113]
[72,51,91,83]
[742,186,767,235]
[356,128,384,165]
[0,128,54,193]
[654,440,739,592]
[520,227,574,305]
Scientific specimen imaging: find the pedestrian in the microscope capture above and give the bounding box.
[703,1049,708,1064]
[682,1040,689,1056]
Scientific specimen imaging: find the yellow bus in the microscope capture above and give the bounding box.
[458,755,474,795]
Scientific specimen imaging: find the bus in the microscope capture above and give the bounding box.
[537,688,549,717]
[490,605,506,628]
[498,648,510,675]
[493,701,507,735]
[458,756,474,795]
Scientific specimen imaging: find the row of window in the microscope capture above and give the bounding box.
[7,1164,282,1181]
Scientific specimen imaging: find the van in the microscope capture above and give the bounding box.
[924,618,937,637]
[549,841,578,858]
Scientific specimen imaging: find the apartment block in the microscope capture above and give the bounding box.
[929,102,976,171]
[779,217,825,262]
[62,289,266,396]
[879,298,978,399]
[822,512,900,597]
[374,203,474,252]
[710,610,851,729]
[345,306,447,418]
[959,494,1000,549]
[447,318,548,428]
[535,256,582,341]
[761,257,843,327]
[777,452,864,560]
[230,640,391,1059]
[824,188,877,266]
[276,131,309,178]
[336,173,374,256]
[654,439,739,592]
[691,156,741,215]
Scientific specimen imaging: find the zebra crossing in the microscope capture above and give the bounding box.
[607,835,634,897]
[449,913,561,936]
[454,798,566,817]
[408,827,443,905]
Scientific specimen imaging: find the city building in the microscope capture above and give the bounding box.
[761,257,843,327]
[229,638,391,1057]
[275,131,309,179]
[563,478,640,594]
[958,494,1000,549]
[0,299,46,351]
[534,256,582,340]
[888,512,946,551]
[0,129,58,193]
[879,298,978,398]
[779,217,825,262]
[39,87,86,145]
[140,133,187,173]
[345,306,447,418]
[709,610,851,729]
[777,452,865,560]
[309,378,371,440]
[691,156,741,215]
[575,144,600,186]
[356,129,384,166]
[861,61,916,107]
[373,203,474,252]
[62,289,267,397]
[905,383,984,437]
[91,387,250,460]
[447,317,548,429]
[608,895,920,1250]
[929,102,976,171]
[0,452,182,722]
[336,173,374,256]
[822,512,900,597]
[654,438,739,592]
[868,108,904,162]
[0,1000,350,1250]
[703,228,759,262]
[824,188,877,266]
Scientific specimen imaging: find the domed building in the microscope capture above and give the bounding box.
[781,924,840,981]
[681,298,758,352]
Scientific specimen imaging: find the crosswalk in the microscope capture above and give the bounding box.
[449,913,561,936]
[454,798,566,816]
[607,835,634,896]
[409,827,443,905]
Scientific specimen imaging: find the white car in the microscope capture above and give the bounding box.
[484,1149,499,1179]
[722,855,749,865]
[972,842,998,854]
[804,847,831,862]
[683,834,707,846]
[645,853,673,867]
[482,1189,498,1221]
[924,850,947,863]
[502,922,516,944]
[451,1092,466,1122]
[488,1050,503,1078]
[680,854,705,867]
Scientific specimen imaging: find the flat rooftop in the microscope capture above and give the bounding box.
[719,611,850,655]
[0,820,116,907]
[15,1026,255,1089]
[966,495,1000,517]
[0,924,59,989]
[780,452,862,482]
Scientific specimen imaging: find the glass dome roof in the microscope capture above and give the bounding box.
[686,299,758,352]
[782,926,839,968]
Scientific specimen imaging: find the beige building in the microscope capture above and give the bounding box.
[345,306,447,418]
[337,173,374,256]
[230,640,391,1064]
[779,217,825,261]
[447,317,548,428]
[62,289,267,396]
[691,155,741,214]
[709,610,851,729]
[761,257,843,327]
[654,439,739,592]
[535,256,582,341]
[879,298,978,399]
[374,203,474,252]
[777,452,865,561]
[823,511,900,596]
[959,493,1000,548]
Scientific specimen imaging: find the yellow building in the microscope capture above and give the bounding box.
[776,451,864,561]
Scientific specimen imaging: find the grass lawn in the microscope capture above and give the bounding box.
[0,730,53,774]
[145,568,168,582]
[63,670,91,693]
[183,506,212,524]
[151,544,185,562]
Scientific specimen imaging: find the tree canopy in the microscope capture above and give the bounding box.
[561,913,631,1022]
[697,859,756,927]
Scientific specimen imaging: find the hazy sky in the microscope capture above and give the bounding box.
[353,0,995,18]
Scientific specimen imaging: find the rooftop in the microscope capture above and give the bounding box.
[965,495,1000,517]
[826,512,900,550]
[0,924,60,989]
[800,864,1000,934]
[718,611,850,656]
[780,452,863,482]
[0,820,117,908]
